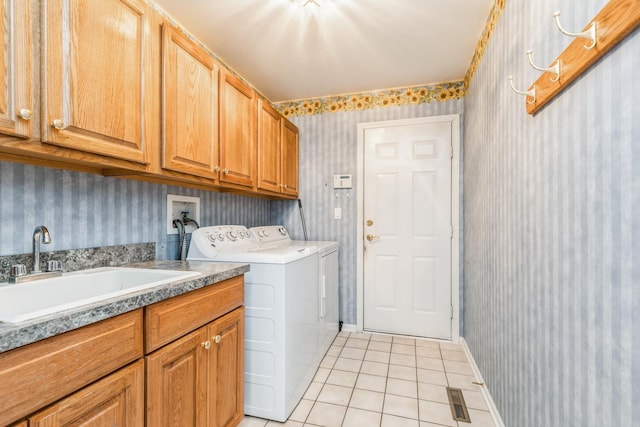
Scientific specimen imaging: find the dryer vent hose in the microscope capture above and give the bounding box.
[298,199,309,241]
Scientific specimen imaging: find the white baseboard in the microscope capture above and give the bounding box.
[460,338,506,427]
[340,323,357,332]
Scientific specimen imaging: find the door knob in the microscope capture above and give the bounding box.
[51,119,65,130]
[17,108,32,120]
[366,234,379,242]
[366,220,374,227]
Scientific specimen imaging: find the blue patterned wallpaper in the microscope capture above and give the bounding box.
[0,95,462,329]
[271,100,464,326]
[0,162,271,260]
[463,0,639,426]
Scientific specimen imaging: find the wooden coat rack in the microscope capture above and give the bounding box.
[510,0,640,114]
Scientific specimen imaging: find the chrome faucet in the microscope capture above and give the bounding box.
[32,225,51,274]
[6,225,62,284]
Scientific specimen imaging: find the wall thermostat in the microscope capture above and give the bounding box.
[333,174,352,189]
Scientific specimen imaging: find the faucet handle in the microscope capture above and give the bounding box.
[10,264,27,278]
[45,260,63,273]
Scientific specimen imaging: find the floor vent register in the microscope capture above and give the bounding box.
[446,387,472,423]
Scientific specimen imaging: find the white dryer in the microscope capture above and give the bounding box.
[187,225,319,422]
[250,226,340,367]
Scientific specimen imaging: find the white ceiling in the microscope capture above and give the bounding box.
[153,0,495,102]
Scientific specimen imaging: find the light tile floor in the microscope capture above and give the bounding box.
[239,331,496,427]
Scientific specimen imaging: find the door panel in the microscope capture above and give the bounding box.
[146,328,209,427]
[363,121,452,339]
[257,99,281,193]
[42,0,151,163]
[162,23,219,177]
[219,70,256,188]
[0,0,35,139]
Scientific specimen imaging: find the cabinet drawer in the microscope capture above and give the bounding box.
[0,309,143,426]
[145,276,244,353]
[29,359,145,426]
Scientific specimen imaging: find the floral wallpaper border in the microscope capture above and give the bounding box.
[464,0,508,90]
[275,0,508,117]
[275,82,465,118]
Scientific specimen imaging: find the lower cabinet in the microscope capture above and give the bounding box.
[0,275,245,427]
[208,309,244,427]
[29,360,145,426]
[146,307,245,427]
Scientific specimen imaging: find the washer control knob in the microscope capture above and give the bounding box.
[227,231,237,241]
[208,234,217,242]
[278,227,287,236]
[217,234,225,241]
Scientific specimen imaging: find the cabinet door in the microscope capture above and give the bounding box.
[219,70,256,188]
[42,0,152,164]
[208,307,244,427]
[29,360,144,426]
[146,328,209,427]
[281,118,299,196]
[0,0,36,139]
[256,99,281,193]
[162,23,219,178]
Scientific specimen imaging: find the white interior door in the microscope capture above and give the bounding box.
[363,120,452,339]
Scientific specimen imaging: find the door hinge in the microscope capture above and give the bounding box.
[451,305,454,319]
[450,142,454,158]
[450,226,454,238]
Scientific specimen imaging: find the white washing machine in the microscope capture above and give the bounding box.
[187,225,319,422]
[250,226,340,368]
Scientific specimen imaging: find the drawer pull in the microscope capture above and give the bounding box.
[213,335,221,344]
[202,341,211,350]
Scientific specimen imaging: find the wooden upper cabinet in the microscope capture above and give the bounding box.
[219,69,256,188]
[257,98,282,193]
[162,23,219,179]
[281,118,299,196]
[41,0,153,164]
[257,100,299,197]
[0,0,36,139]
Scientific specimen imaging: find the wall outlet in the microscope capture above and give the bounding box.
[334,207,342,219]
[167,194,201,235]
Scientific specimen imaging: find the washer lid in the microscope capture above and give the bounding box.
[189,245,318,264]
[289,240,339,254]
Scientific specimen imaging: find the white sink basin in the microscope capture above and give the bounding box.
[0,267,202,323]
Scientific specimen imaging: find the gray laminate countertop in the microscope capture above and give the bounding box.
[0,260,249,353]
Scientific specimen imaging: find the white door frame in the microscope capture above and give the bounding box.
[356,115,460,342]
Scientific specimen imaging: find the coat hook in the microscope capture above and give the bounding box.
[525,50,560,82]
[553,11,597,49]
[508,76,536,104]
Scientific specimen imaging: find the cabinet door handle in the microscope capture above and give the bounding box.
[213,335,221,344]
[214,165,220,172]
[223,168,229,175]
[51,119,65,130]
[202,341,211,350]
[17,108,32,121]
